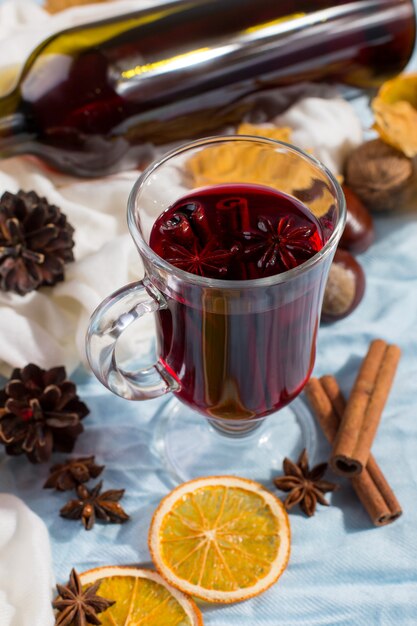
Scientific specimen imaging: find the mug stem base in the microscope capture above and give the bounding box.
[151,395,318,485]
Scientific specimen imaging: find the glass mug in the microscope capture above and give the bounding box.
[86,136,346,481]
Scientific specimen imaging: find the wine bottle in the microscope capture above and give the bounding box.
[0,0,415,177]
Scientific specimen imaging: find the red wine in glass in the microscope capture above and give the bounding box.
[149,183,327,421]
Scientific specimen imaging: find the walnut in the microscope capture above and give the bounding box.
[345,139,413,212]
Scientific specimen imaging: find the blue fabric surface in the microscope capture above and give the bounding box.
[1,199,417,626]
[2,20,417,626]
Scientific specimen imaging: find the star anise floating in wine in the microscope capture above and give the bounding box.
[163,239,238,278]
[0,363,89,463]
[60,481,130,530]
[273,448,338,517]
[0,189,75,295]
[53,568,115,626]
[244,215,321,272]
[44,456,104,491]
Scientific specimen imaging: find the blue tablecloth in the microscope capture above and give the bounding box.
[1,14,417,626]
[2,180,417,626]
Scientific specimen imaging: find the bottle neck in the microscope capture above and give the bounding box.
[0,89,31,156]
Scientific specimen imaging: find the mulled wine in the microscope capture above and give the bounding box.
[86,136,345,477]
[149,184,327,420]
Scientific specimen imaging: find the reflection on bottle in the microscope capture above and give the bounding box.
[0,0,413,176]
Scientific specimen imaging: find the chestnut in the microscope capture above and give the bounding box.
[321,248,365,322]
[339,184,374,254]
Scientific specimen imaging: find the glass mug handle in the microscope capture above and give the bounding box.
[86,278,179,400]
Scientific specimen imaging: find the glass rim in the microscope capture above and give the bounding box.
[127,135,347,288]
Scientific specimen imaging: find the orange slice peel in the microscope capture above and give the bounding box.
[149,475,291,604]
[76,565,203,625]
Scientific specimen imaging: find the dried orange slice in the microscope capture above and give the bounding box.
[77,566,203,625]
[149,476,291,603]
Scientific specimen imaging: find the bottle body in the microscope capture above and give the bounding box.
[0,0,415,177]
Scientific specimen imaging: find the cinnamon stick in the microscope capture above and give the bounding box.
[330,339,401,476]
[305,376,402,526]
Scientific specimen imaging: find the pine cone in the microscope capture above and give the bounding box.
[0,364,89,463]
[0,190,75,295]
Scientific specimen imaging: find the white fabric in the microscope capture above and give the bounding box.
[0,494,55,626]
[0,99,362,376]
[0,160,147,375]
[0,0,165,50]
[274,96,363,175]
[0,0,363,376]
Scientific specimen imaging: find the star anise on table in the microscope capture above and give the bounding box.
[0,363,89,463]
[0,189,75,295]
[243,215,319,274]
[53,568,115,626]
[44,456,104,491]
[60,481,130,530]
[163,239,238,278]
[273,448,338,517]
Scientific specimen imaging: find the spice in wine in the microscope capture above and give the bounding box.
[150,183,324,279]
[148,184,327,421]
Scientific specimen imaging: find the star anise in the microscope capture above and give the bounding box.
[273,448,338,517]
[53,568,115,626]
[44,456,104,491]
[60,481,130,530]
[0,363,89,463]
[243,215,320,274]
[163,239,239,278]
[0,189,75,295]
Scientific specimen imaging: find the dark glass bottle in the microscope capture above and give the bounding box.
[0,0,415,177]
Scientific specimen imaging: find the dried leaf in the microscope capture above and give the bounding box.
[44,0,111,13]
[372,73,417,157]
[237,123,292,142]
[185,127,335,218]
